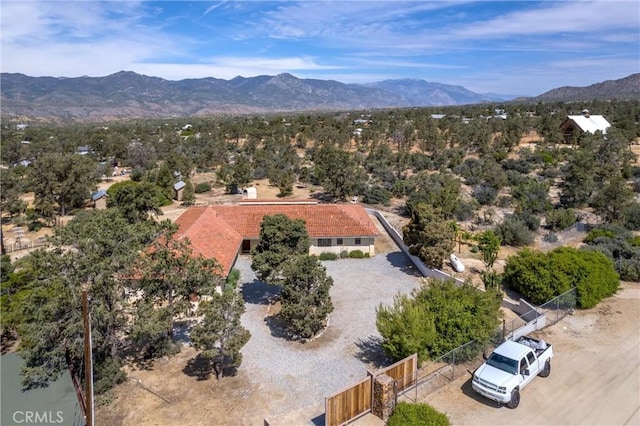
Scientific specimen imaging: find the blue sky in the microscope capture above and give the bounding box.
[1,1,639,95]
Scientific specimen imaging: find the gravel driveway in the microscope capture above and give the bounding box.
[235,248,422,424]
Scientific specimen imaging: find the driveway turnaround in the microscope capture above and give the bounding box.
[235,250,423,424]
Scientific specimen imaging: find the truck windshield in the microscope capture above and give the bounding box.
[486,353,518,375]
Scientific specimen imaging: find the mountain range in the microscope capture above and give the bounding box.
[1,71,637,121]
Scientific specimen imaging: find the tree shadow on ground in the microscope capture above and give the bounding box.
[354,335,392,369]
[183,353,214,381]
[241,279,281,305]
[385,251,421,277]
[264,314,295,340]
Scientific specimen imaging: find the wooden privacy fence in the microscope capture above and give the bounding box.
[325,376,372,426]
[376,353,417,393]
[324,353,417,426]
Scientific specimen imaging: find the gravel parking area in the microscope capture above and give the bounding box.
[235,248,423,424]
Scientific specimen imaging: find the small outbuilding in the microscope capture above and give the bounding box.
[174,180,186,201]
[242,186,257,199]
[91,189,108,210]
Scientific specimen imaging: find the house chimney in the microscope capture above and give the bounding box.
[582,109,590,118]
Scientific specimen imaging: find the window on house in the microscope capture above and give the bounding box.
[355,238,361,245]
[337,238,343,245]
[318,238,332,247]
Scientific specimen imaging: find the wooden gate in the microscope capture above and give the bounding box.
[325,376,372,426]
[376,353,417,392]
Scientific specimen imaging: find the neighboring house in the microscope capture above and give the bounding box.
[16,123,28,131]
[173,201,380,276]
[174,180,186,201]
[91,189,108,209]
[77,146,91,155]
[430,114,446,120]
[560,110,611,143]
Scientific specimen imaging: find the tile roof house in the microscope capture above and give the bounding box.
[173,201,380,276]
[560,110,611,143]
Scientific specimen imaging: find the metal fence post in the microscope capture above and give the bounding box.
[452,350,455,381]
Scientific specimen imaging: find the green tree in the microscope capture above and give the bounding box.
[29,153,97,216]
[134,224,224,353]
[229,154,253,192]
[377,280,501,361]
[154,163,175,199]
[314,145,366,200]
[403,203,455,269]
[189,291,251,379]
[107,181,164,223]
[269,169,295,197]
[181,179,196,206]
[376,293,436,360]
[251,214,310,284]
[591,176,634,223]
[0,167,28,218]
[280,255,334,339]
[406,172,461,219]
[6,208,158,392]
[478,230,501,269]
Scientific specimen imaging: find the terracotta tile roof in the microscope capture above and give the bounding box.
[174,206,243,276]
[173,203,379,275]
[208,203,379,238]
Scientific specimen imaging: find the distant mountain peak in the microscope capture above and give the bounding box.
[532,73,640,102]
[6,71,633,121]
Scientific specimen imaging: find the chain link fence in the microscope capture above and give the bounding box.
[397,288,577,403]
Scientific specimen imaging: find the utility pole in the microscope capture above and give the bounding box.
[82,290,94,426]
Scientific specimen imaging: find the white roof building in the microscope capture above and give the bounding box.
[560,110,611,142]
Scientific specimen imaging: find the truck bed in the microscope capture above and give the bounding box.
[516,336,551,357]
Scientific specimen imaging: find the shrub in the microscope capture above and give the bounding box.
[543,232,558,243]
[623,202,640,230]
[454,199,478,221]
[348,250,365,258]
[339,250,349,259]
[503,247,619,308]
[388,402,450,426]
[318,252,338,261]
[545,208,578,231]
[616,259,640,282]
[584,224,630,243]
[225,268,240,291]
[515,211,541,231]
[497,196,513,208]
[377,280,501,361]
[362,185,392,205]
[472,185,498,206]
[130,166,144,182]
[27,221,44,232]
[496,215,534,246]
[195,182,212,193]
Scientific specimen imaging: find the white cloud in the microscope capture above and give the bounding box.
[130,56,344,80]
[451,1,639,39]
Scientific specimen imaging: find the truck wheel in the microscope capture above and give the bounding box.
[539,360,551,378]
[507,388,520,409]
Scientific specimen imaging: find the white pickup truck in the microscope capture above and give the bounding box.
[472,336,552,408]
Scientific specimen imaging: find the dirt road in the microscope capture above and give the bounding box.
[423,282,640,426]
